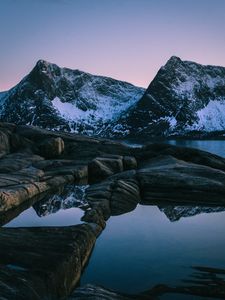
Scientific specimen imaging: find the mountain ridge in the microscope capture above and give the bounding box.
[1,56,225,138]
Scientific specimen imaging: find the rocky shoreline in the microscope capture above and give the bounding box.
[1,122,225,299]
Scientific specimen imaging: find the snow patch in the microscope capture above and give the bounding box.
[190,100,225,131]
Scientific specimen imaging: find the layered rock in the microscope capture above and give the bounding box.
[107,56,225,138]
[0,60,144,135]
[0,224,101,300]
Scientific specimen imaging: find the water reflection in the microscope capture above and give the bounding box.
[81,204,225,294]
[2,185,89,228]
[33,185,89,217]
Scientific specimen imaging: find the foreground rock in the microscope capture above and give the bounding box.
[0,224,101,300]
[138,155,225,204]
[2,122,225,299]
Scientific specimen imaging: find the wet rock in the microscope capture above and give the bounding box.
[111,179,140,215]
[85,181,112,220]
[0,129,10,158]
[123,156,137,170]
[82,208,106,229]
[85,177,140,217]
[138,143,225,172]
[0,153,44,173]
[0,181,49,212]
[88,156,123,182]
[138,155,225,204]
[38,137,64,158]
[0,224,98,300]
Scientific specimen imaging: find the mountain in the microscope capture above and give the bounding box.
[0,60,145,135]
[1,57,225,138]
[106,56,225,138]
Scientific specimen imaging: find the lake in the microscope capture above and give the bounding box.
[1,140,225,299]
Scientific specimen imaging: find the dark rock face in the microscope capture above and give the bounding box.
[138,155,225,204]
[0,60,144,135]
[88,155,137,183]
[38,137,65,158]
[2,57,225,138]
[0,224,101,300]
[107,56,225,138]
[2,123,225,299]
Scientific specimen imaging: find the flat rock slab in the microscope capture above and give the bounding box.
[0,224,101,300]
[138,155,225,204]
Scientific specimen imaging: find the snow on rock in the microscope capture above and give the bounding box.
[190,100,225,131]
[0,60,145,134]
[109,56,225,138]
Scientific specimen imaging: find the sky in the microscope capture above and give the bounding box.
[0,0,225,91]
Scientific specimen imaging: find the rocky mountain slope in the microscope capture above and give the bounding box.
[108,56,225,137]
[1,57,225,138]
[0,60,144,135]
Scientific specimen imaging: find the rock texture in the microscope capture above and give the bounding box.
[1,123,225,299]
[2,57,225,139]
[0,224,101,300]
[107,56,225,138]
[0,60,144,135]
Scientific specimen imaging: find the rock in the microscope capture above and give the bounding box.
[0,181,49,212]
[138,143,225,172]
[82,208,106,229]
[85,181,112,220]
[0,129,10,158]
[123,156,137,170]
[0,224,98,300]
[0,153,44,173]
[85,177,140,217]
[38,137,64,158]
[137,155,225,204]
[110,179,140,215]
[88,156,123,182]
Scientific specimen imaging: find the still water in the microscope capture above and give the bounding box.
[167,139,225,157]
[2,140,225,299]
[123,139,225,158]
[81,204,225,296]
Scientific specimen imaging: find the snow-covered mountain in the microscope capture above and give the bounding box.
[1,57,225,138]
[106,56,225,138]
[0,60,145,134]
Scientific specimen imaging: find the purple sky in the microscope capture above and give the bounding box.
[1,0,225,91]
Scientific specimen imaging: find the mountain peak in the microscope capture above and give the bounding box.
[164,56,182,68]
[35,59,54,68]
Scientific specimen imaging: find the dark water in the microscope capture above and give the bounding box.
[123,139,225,158]
[80,140,225,298]
[2,140,225,299]
[81,205,225,296]
[167,140,225,157]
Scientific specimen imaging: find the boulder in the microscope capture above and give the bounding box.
[88,156,123,182]
[0,224,98,300]
[110,179,140,215]
[138,155,225,204]
[38,137,64,158]
[123,156,137,170]
[0,129,10,158]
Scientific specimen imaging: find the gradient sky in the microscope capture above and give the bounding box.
[1,0,225,91]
